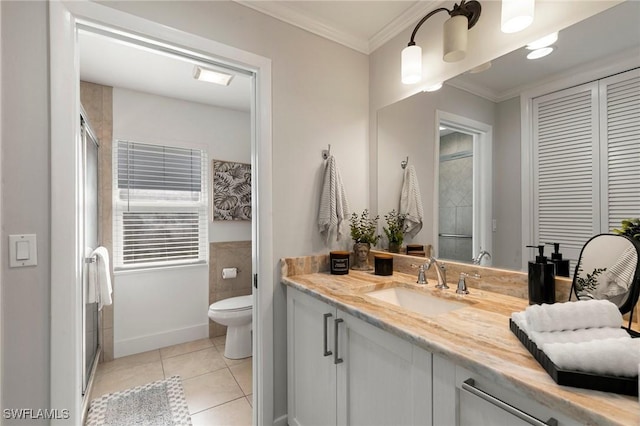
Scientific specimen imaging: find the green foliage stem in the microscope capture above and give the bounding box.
[349,210,380,245]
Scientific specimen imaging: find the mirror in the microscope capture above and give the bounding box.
[376,1,640,271]
[571,234,640,319]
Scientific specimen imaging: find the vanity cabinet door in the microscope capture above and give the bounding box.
[287,288,337,426]
[335,311,432,426]
[433,355,581,426]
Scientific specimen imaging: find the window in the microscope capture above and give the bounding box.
[113,140,208,269]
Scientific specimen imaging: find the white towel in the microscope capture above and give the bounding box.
[90,246,113,311]
[530,327,630,347]
[603,246,638,297]
[318,155,350,242]
[525,299,622,332]
[399,165,423,238]
[543,337,639,377]
[511,311,628,346]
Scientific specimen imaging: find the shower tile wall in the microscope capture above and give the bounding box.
[80,81,114,362]
[209,241,252,338]
[439,132,473,262]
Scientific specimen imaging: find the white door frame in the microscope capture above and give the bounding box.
[434,110,492,263]
[49,2,273,424]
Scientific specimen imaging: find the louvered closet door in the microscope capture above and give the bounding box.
[533,82,600,261]
[600,69,640,232]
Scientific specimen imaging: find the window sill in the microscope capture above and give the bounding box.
[113,261,208,276]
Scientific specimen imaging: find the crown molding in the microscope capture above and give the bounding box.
[369,1,448,53]
[235,1,449,55]
[235,0,369,54]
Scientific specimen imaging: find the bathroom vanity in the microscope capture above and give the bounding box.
[282,256,639,426]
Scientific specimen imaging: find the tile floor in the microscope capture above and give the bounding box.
[89,336,252,425]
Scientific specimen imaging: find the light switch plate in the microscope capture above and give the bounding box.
[9,234,37,267]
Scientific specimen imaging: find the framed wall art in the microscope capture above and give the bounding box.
[212,159,252,221]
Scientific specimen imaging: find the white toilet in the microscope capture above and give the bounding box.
[208,295,253,359]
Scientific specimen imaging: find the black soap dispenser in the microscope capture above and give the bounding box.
[526,245,556,305]
[547,242,570,277]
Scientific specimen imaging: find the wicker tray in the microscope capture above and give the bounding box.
[509,319,639,396]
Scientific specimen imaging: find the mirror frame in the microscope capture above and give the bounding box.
[570,234,640,325]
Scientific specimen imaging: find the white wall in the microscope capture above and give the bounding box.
[112,87,251,356]
[1,1,51,419]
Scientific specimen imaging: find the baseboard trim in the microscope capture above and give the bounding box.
[114,323,208,358]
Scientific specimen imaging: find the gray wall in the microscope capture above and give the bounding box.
[1,1,51,419]
[493,96,522,270]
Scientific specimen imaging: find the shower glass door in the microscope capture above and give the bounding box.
[81,114,99,395]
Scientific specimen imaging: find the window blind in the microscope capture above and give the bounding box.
[601,71,640,232]
[114,140,208,269]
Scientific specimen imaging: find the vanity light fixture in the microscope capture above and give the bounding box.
[401,0,482,85]
[501,0,534,33]
[193,65,234,86]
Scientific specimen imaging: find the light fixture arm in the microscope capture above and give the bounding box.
[407,1,482,46]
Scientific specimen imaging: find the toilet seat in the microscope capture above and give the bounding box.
[209,295,252,313]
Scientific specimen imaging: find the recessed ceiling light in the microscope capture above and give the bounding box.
[423,82,443,92]
[526,32,558,50]
[193,65,234,86]
[439,126,447,131]
[527,47,554,60]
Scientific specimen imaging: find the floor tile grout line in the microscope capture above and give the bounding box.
[189,395,250,416]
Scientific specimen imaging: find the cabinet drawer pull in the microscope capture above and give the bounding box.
[323,313,333,357]
[334,318,344,364]
[461,379,558,426]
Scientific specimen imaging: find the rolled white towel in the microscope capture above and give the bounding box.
[529,327,630,347]
[525,299,622,332]
[542,337,639,377]
[510,311,529,334]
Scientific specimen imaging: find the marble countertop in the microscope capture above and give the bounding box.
[281,268,639,426]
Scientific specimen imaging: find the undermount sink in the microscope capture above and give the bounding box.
[365,285,468,317]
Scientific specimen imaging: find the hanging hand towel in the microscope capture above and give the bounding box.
[318,155,350,242]
[90,246,113,311]
[400,165,424,238]
[603,246,638,297]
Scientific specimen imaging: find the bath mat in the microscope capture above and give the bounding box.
[86,376,192,426]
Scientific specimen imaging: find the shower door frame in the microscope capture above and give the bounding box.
[79,110,100,396]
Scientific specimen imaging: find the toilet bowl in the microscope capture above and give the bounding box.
[208,295,252,359]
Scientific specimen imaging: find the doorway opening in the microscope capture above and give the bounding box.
[50,3,273,424]
[435,111,493,265]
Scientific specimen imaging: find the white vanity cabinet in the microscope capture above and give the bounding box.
[433,355,581,426]
[287,287,433,426]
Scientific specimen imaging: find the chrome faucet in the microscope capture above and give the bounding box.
[457,272,481,294]
[472,249,491,265]
[425,257,449,289]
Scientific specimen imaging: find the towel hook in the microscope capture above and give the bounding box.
[322,144,331,160]
[401,156,409,169]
